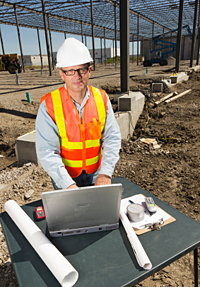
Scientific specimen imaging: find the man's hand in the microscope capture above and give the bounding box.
[67,183,78,189]
[94,174,111,186]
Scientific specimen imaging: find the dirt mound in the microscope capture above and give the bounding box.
[167,56,176,66]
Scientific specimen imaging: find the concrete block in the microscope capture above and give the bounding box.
[170,72,189,84]
[115,91,145,139]
[15,130,40,166]
[152,83,163,92]
[190,65,200,72]
[118,91,144,112]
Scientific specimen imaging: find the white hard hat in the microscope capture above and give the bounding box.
[56,37,93,68]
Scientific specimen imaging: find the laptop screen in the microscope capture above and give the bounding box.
[42,183,123,236]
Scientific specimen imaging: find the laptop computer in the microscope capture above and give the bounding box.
[41,183,123,237]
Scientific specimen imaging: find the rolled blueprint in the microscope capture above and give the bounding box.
[120,206,152,270]
[4,200,78,287]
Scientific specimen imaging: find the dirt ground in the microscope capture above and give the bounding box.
[0,59,199,286]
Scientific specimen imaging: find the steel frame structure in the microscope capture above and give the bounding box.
[0,0,198,41]
[0,0,199,88]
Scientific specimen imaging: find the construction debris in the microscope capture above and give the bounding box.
[140,138,161,149]
[24,189,34,200]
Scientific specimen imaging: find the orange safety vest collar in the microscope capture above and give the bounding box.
[41,85,107,178]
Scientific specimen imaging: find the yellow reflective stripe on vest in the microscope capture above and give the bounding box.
[61,138,99,149]
[91,87,106,132]
[61,137,83,149]
[86,139,100,148]
[51,89,67,138]
[62,149,102,167]
[62,158,82,168]
[86,152,101,165]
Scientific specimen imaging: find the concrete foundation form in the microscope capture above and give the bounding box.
[116,91,145,139]
[152,83,164,93]
[170,72,189,84]
[15,131,40,166]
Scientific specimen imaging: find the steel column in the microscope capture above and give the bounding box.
[114,3,117,70]
[104,28,106,65]
[113,40,115,63]
[85,35,87,47]
[14,5,25,72]
[101,38,103,64]
[47,14,54,70]
[90,0,95,70]
[137,15,139,66]
[64,32,66,39]
[132,36,134,63]
[152,22,154,51]
[194,249,198,287]
[41,0,52,76]
[141,36,143,62]
[175,0,184,73]
[37,28,43,70]
[196,0,200,65]
[120,0,129,92]
[0,26,5,55]
[81,22,84,43]
[190,0,198,67]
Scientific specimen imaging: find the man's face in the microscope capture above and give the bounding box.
[59,63,92,95]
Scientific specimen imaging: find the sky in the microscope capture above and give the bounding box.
[0,24,138,56]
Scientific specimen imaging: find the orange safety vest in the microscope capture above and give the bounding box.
[40,85,107,178]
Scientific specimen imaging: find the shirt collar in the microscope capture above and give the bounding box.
[64,84,90,106]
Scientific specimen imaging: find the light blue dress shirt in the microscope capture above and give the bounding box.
[35,85,121,189]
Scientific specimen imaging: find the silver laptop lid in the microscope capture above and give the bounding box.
[42,183,123,236]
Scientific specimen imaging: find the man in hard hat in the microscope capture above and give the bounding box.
[36,38,121,189]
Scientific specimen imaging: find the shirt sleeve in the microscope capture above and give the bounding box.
[98,94,121,177]
[35,100,75,189]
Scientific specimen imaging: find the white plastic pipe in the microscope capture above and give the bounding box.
[4,200,78,287]
[120,206,152,270]
[165,89,191,103]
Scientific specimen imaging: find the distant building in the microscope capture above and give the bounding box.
[19,55,49,66]
[89,48,120,63]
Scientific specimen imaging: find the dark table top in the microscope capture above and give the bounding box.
[1,177,200,287]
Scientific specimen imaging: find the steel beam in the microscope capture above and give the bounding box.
[114,3,117,70]
[137,15,139,66]
[47,14,54,70]
[104,28,106,66]
[41,0,52,76]
[37,28,43,70]
[196,0,200,65]
[101,38,103,64]
[190,0,198,67]
[90,0,95,70]
[120,0,129,92]
[152,22,154,51]
[81,22,84,43]
[14,5,25,72]
[132,36,134,63]
[175,0,184,73]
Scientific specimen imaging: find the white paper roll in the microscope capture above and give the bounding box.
[120,206,152,270]
[4,200,79,287]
